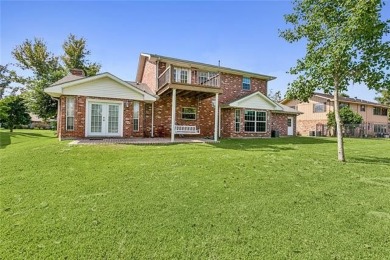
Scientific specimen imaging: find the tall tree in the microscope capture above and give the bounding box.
[280,0,390,161]
[12,38,65,120]
[0,95,31,132]
[62,34,101,76]
[11,35,101,120]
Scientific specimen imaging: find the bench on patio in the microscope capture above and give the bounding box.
[174,125,200,135]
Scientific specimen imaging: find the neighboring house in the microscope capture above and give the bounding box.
[45,54,300,141]
[282,92,389,137]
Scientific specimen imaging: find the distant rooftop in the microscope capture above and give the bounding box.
[313,92,387,107]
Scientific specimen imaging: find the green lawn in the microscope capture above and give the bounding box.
[1,129,390,259]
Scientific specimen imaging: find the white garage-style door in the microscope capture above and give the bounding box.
[86,100,123,137]
[287,117,294,136]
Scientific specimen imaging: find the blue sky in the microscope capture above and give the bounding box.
[1,0,389,101]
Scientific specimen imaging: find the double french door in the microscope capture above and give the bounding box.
[87,101,123,137]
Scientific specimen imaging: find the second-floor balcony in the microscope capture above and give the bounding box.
[158,66,221,91]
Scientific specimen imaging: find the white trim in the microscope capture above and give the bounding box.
[133,101,140,132]
[243,110,267,133]
[85,98,124,137]
[228,91,283,111]
[214,93,219,141]
[287,117,294,136]
[66,97,75,131]
[171,89,176,142]
[45,72,156,101]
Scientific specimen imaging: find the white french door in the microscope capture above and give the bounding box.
[86,101,123,137]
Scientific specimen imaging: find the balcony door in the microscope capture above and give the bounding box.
[86,100,123,137]
[173,68,191,84]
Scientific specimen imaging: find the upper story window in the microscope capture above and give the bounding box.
[66,97,75,131]
[373,107,388,116]
[360,105,366,112]
[313,103,326,113]
[242,77,251,90]
[339,102,349,109]
[173,68,190,84]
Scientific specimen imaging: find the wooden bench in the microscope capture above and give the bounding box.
[174,125,200,135]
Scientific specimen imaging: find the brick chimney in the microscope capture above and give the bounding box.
[70,68,85,77]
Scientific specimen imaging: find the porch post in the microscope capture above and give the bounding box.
[214,93,219,142]
[171,89,176,142]
[151,102,154,138]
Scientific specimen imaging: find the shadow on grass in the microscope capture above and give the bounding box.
[212,137,337,152]
[0,131,53,149]
[348,156,390,165]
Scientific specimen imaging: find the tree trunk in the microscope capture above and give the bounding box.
[334,86,345,162]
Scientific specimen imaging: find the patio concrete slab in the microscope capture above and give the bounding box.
[69,137,218,145]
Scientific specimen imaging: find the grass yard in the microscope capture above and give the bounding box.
[1,129,390,259]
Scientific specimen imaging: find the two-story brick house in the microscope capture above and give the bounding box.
[282,92,389,136]
[45,53,300,141]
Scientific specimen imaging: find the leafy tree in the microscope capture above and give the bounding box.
[280,0,390,161]
[0,65,21,99]
[0,95,31,132]
[375,89,390,119]
[12,38,65,120]
[11,35,101,121]
[268,89,282,102]
[62,34,101,76]
[327,106,363,129]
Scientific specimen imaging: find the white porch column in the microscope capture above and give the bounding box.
[151,102,154,138]
[214,93,219,142]
[171,89,176,142]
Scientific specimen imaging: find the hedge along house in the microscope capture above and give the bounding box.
[45,54,301,141]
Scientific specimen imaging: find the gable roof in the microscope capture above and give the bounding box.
[312,92,387,107]
[45,72,157,101]
[136,53,276,83]
[52,74,85,86]
[223,91,302,114]
[282,92,388,108]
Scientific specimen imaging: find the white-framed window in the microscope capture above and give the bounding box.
[235,109,241,132]
[244,110,267,132]
[360,105,366,112]
[133,101,139,132]
[173,68,190,84]
[313,103,326,113]
[182,107,196,120]
[66,97,75,131]
[242,77,251,90]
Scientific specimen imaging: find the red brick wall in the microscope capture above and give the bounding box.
[158,62,167,76]
[219,73,267,104]
[152,94,216,137]
[221,108,271,138]
[59,95,146,139]
[141,60,157,93]
[59,96,86,138]
[270,113,289,136]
